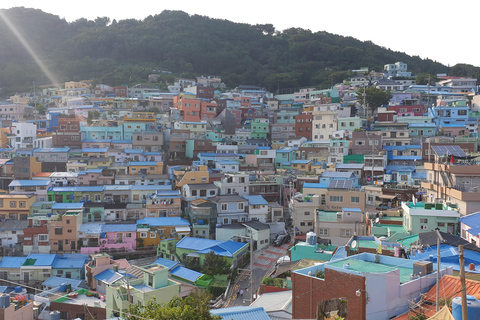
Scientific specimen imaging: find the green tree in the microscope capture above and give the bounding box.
[357,87,391,116]
[202,251,230,276]
[124,291,220,320]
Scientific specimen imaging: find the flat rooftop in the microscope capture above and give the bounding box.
[328,258,412,283]
[57,293,106,308]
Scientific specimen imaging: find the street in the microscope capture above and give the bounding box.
[223,243,290,307]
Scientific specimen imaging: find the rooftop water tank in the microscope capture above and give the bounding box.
[14,286,22,293]
[306,232,317,246]
[0,294,9,308]
[452,295,480,320]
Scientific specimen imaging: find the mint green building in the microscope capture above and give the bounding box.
[338,117,367,131]
[402,202,460,235]
[251,118,269,139]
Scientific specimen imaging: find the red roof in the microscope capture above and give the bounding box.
[424,274,480,303]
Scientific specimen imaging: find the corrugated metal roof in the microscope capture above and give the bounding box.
[0,257,27,268]
[94,268,124,284]
[211,306,270,320]
[153,257,178,270]
[42,276,84,289]
[53,258,88,269]
[243,195,268,206]
[102,224,137,233]
[137,217,190,227]
[170,265,203,282]
[24,254,57,266]
[79,223,104,234]
[52,202,84,210]
[423,274,480,303]
[176,237,223,251]
[9,180,51,187]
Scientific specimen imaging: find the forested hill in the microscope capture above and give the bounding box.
[0,7,479,95]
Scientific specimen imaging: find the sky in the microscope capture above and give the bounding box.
[1,0,479,68]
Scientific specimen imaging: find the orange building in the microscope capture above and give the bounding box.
[48,209,82,253]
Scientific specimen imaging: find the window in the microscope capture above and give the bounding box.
[221,204,228,211]
[329,196,343,202]
[0,199,2,207]
[67,229,72,233]
[341,229,351,237]
[201,177,207,182]
[304,211,310,216]
[140,232,148,238]
[318,228,328,236]
[238,203,244,210]
[55,228,62,235]
[420,218,428,224]
[10,201,16,208]
[19,201,26,208]
[150,231,156,238]
[191,190,197,196]
[65,272,71,278]
[437,222,445,227]
[351,197,360,203]
[300,222,305,226]
[39,234,48,241]
[210,190,216,195]
[66,219,70,224]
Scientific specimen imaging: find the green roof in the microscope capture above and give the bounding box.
[356,240,381,249]
[317,211,338,222]
[328,258,412,283]
[398,234,419,248]
[23,258,36,266]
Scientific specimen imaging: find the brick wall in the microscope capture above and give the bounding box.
[292,267,366,319]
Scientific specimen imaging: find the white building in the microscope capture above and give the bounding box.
[214,172,250,196]
[244,195,269,223]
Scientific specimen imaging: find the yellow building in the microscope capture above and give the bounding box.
[0,128,10,148]
[0,194,36,220]
[65,81,90,89]
[9,95,30,105]
[174,166,209,189]
[136,217,191,247]
[291,160,313,172]
[128,162,164,175]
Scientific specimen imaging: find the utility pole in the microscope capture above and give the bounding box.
[459,245,468,320]
[249,233,254,303]
[436,234,441,312]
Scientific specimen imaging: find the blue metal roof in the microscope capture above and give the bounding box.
[82,139,112,143]
[384,165,415,172]
[303,182,328,189]
[49,186,104,192]
[82,148,109,153]
[123,149,143,154]
[243,195,268,206]
[35,148,70,153]
[176,237,223,251]
[111,140,133,144]
[335,163,364,169]
[321,171,354,179]
[94,268,124,284]
[53,258,88,269]
[102,224,137,233]
[137,217,190,227]
[216,160,238,165]
[86,169,103,173]
[129,161,157,166]
[43,276,83,289]
[25,254,58,266]
[0,257,27,268]
[153,257,179,270]
[79,223,104,234]
[9,180,50,187]
[412,172,427,179]
[211,307,270,320]
[459,212,480,229]
[342,207,363,212]
[170,265,203,282]
[291,160,312,164]
[52,203,85,210]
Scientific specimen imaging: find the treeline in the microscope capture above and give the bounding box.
[0,7,478,96]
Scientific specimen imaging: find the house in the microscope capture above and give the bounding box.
[93,268,125,295]
[48,207,83,253]
[0,194,36,221]
[215,160,239,173]
[145,190,181,218]
[182,183,219,203]
[243,195,269,222]
[216,220,271,250]
[0,220,28,248]
[136,217,191,246]
[0,289,34,320]
[208,194,248,225]
[214,172,249,196]
[85,253,124,290]
[176,237,248,269]
[459,211,480,246]
[8,180,51,201]
[291,253,452,320]
[314,208,367,245]
[80,223,137,254]
[186,199,217,239]
[106,263,181,318]
[402,201,460,235]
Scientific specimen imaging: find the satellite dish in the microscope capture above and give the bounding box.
[375,217,380,224]
[351,240,357,249]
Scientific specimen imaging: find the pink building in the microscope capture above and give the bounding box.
[388,104,425,116]
[77,169,115,186]
[81,224,137,254]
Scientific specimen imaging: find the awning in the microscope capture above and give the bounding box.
[379,194,396,200]
[175,226,191,233]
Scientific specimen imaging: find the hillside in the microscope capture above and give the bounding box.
[0,7,478,96]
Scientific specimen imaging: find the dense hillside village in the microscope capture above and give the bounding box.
[2,60,480,320]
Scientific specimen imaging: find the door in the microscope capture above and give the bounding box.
[116,233,123,243]
[23,272,30,282]
[33,235,38,250]
[58,240,63,251]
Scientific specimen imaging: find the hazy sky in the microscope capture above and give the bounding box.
[1,0,479,68]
